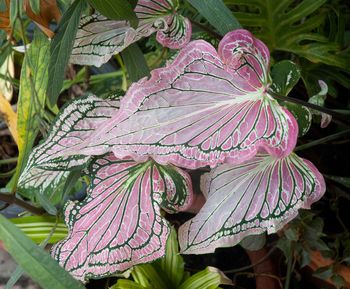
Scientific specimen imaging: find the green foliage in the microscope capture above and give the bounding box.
[224,0,350,70]
[47,0,86,106]
[87,0,138,28]
[270,60,312,136]
[188,0,241,35]
[121,43,150,82]
[13,30,50,187]
[0,214,86,289]
[112,229,231,289]
[29,0,41,14]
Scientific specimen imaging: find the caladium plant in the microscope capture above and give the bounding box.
[70,0,192,67]
[41,29,298,170]
[179,153,326,254]
[19,28,326,282]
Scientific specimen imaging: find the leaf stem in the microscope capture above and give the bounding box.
[0,193,45,215]
[295,129,350,151]
[0,157,17,165]
[284,242,295,289]
[268,90,350,122]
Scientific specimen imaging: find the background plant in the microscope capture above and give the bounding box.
[0,0,349,289]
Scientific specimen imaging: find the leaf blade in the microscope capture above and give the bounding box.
[0,214,85,289]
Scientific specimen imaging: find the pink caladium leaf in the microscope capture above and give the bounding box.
[51,153,193,281]
[71,29,297,169]
[70,0,192,67]
[178,153,326,254]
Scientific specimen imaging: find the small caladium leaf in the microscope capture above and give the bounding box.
[51,153,193,281]
[156,14,192,49]
[178,153,326,254]
[270,60,301,96]
[70,0,192,67]
[283,103,312,137]
[270,60,312,136]
[73,29,298,169]
[309,80,332,128]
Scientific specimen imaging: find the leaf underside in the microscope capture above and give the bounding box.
[52,153,193,281]
[179,153,325,254]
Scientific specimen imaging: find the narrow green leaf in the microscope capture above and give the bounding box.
[313,265,334,280]
[324,175,350,189]
[47,0,86,106]
[14,30,50,188]
[178,267,231,289]
[121,43,150,82]
[111,280,145,289]
[188,0,241,36]
[87,0,138,28]
[0,214,86,289]
[159,228,185,287]
[5,265,24,289]
[11,216,68,244]
[5,218,64,289]
[29,0,41,14]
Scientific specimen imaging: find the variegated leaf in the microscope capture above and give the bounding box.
[70,14,137,67]
[18,94,120,204]
[156,14,192,49]
[18,166,70,204]
[70,0,191,67]
[70,29,298,169]
[178,153,326,254]
[51,153,193,281]
[21,94,120,173]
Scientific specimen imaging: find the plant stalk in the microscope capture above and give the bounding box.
[0,193,45,215]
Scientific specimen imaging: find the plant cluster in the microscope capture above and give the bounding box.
[0,0,349,288]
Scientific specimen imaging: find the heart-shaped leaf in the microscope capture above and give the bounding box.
[178,153,325,254]
[70,0,192,67]
[51,153,193,281]
[71,29,298,169]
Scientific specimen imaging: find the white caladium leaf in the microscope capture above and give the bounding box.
[18,167,70,204]
[51,153,193,281]
[70,0,192,67]
[21,94,120,172]
[18,94,120,203]
[309,80,332,128]
[178,153,326,254]
[70,29,298,169]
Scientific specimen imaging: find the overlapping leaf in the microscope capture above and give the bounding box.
[18,94,120,202]
[224,0,350,70]
[51,153,193,281]
[67,29,297,169]
[70,0,192,67]
[178,153,326,254]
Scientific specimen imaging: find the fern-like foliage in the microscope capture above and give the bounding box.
[224,0,350,70]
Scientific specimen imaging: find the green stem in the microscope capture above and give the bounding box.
[284,242,295,289]
[268,90,350,122]
[0,157,18,165]
[0,193,45,215]
[295,129,350,151]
